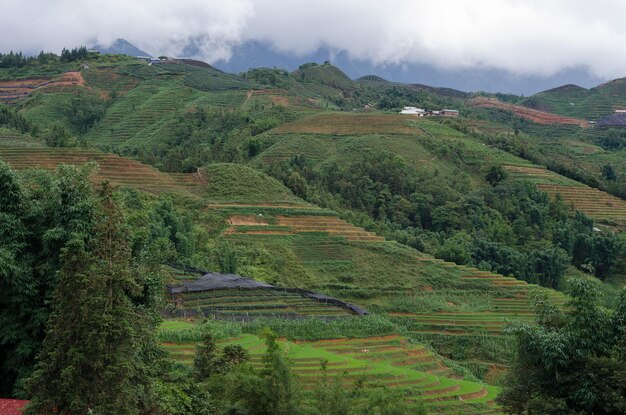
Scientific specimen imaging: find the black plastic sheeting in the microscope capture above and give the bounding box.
[169,272,274,294]
[597,113,626,127]
[167,270,368,316]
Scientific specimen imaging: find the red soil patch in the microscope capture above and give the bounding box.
[46,71,85,87]
[0,78,49,87]
[0,71,86,101]
[270,95,290,106]
[469,97,589,127]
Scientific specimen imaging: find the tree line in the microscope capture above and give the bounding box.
[0,47,89,68]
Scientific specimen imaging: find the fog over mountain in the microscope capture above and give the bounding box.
[209,41,605,95]
[2,0,624,93]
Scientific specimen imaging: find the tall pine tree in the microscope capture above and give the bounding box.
[25,183,157,414]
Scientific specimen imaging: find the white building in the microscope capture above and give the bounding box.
[400,106,426,116]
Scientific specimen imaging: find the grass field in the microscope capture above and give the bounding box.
[203,163,306,205]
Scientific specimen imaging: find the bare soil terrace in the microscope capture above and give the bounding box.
[469,97,589,127]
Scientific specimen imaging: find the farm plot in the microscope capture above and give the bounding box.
[537,184,626,224]
[390,259,566,336]
[84,80,195,147]
[502,164,583,186]
[0,147,203,197]
[224,214,385,242]
[162,334,501,414]
[82,68,139,98]
[272,113,422,135]
[170,288,354,320]
[469,97,589,127]
[503,165,626,224]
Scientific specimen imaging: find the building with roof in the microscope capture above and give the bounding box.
[441,109,459,117]
[0,399,28,415]
[596,112,626,127]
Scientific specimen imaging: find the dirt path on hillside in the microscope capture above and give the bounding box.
[469,97,589,127]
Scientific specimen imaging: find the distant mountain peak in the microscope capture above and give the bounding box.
[90,38,152,58]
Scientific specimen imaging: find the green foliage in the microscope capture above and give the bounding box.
[217,242,238,274]
[194,330,219,379]
[572,232,624,280]
[485,164,508,186]
[24,183,161,415]
[304,365,419,415]
[242,315,401,340]
[66,92,106,133]
[0,106,36,135]
[0,162,97,396]
[204,163,302,203]
[242,68,292,88]
[268,149,611,288]
[43,124,76,147]
[0,50,61,69]
[602,164,617,181]
[498,278,626,414]
[59,46,88,62]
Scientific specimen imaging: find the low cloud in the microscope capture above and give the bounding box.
[2,0,625,79]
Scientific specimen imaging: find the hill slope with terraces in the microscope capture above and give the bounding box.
[162,333,502,414]
[503,164,626,227]
[5,56,624,412]
[468,96,589,126]
[522,78,626,119]
[0,145,204,198]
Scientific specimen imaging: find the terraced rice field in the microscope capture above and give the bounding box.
[0,71,86,103]
[273,113,421,135]
[503,165,626,224]
[82,68,139,98]
[393,259,566,336]
[224,214,385,242]
[171,288,354,320]
[0,147,203,196]
[537,184,626,224]
[84,80,194,147]
[502,164,583,186]
[162,334,501,414]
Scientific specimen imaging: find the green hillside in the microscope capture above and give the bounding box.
[203,163,306,204]
[2,52,625,414]
[523,78,626,119]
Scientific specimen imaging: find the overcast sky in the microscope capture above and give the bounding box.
[1,0,625,79]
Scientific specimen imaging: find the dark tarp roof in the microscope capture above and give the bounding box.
[169,272,274,294]
[167,271,369,315]
[596,113,626,127]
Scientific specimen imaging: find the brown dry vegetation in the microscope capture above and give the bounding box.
[273,113,421,135]
[0,71,86,101]
[469,97,589,127]
[0,147,203,196]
